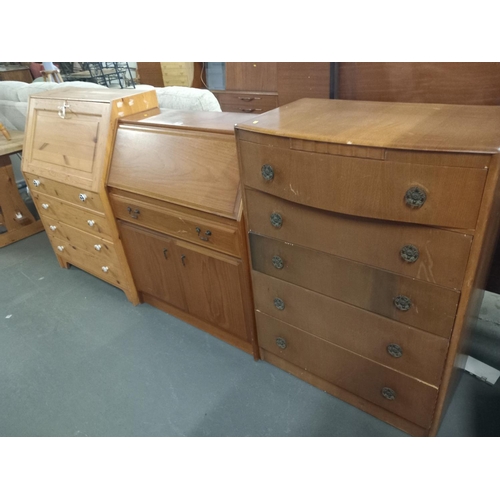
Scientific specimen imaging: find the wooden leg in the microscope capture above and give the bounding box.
[0,154,45,247]
[55,254,70,269]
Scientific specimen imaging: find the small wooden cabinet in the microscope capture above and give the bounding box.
[21,87,159,303]
[107,110,257,355]
[236,98,500,436]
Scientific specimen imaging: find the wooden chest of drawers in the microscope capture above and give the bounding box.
[21,87,159,303]
[107,110,257,355]
[235,98,500,436]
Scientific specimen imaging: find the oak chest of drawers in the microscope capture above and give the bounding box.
[21,87,159,303]
[107,110,257,355]
[235,98,500,436]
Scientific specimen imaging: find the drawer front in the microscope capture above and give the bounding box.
[109,193,241,257]
[32,192,112,239]
[51,236,123,287]
[257,312,438,429]
[219,104,276,114]
[43,215,118,263]
[245,189,472,290]
[250,233,459,338]
[252,271,448,385]
[239,139,487,229]
[24,172,105,214]
[215,92,278,108]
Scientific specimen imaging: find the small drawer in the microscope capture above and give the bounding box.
[245,189,472,290]
[51,236,123,288]
[43,215,118,263]
[24,172,105,213]
[252,271,449,385]
[250,233,460,338]
[109,193,241,257]
[215,92,278,114]
[238,138,487,230]
[32,192,112,239]
[257,312,439,429]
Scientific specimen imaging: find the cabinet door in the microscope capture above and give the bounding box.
[173,240,248,340]
[118,222,186,310]
[225,63,277,92]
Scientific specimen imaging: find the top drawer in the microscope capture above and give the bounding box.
[215,92,278,114]
[238,139,487,229]
[24,172,104,214]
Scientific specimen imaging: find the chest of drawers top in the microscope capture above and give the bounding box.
[108,109,255,221]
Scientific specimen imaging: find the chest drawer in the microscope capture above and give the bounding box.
[214,91,278,114]
[257,312,438,429]
[43,215,117,262]
[239,139,487,229]
[245,189,472,290]
[51,235,123,287]
[109,193,241,257]
[250,233,459,337]
[252,271,448,386]
[24,172,105,213]
[32,192,112,239]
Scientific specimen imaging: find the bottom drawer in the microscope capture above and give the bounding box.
[51,236,124,288]
[256,312,438,429]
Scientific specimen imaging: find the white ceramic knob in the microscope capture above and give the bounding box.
[49,225,57,231]
[94,244,102,251]
[41,203,49,209]
[79,193,87,202]
[57,245,64,251]
[33,179,41,187]
[101,266,109,273]
[87,220,95,227]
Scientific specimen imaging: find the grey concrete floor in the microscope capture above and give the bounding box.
[1,231,500,437]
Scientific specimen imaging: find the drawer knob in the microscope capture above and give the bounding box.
[276,337,287,350]
[274,297,285,310]
[272,255,284,270]
[49,225,57,231]
[261,164,275,181]
[387,343,403,358]
[57,245,64,252]
[41,203,49,210]
[94,244,102,252]
[400,244,419,263]
[79,193,87,202]
[394,295,412,311]
[404,186,427,208]
[33,179,41,187]
[270,212,283,228]
[381,387,396,401]
[87,220,95,227]
[101,266,109,273]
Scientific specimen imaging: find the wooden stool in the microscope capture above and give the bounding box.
[0,129,44,247]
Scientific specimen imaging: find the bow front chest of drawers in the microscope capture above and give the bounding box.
[235,98,500,436]
[107,110,257,355]
[21,87,159,304]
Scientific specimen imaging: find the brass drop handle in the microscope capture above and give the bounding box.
[163,248,168,259]
[196,227,212,241]
[238,96,261,101]
[181,254,186,266]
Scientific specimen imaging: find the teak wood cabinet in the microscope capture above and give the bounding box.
[235,98,500,436]
[212,63,331,114]
[21,87,159,303]
[107,110,257,356]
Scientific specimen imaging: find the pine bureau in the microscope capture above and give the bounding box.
[21,87,159,304]
[235,98,500,436]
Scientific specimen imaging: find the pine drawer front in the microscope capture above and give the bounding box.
[256,312,438,429]
[109,193,241,258]
[24,172,105,214]
[51,236,123,287]
[245,189,472,290]
[32,192,112,239]
[252,271,448,385]
[43,215,118,264]
[239,140,487,230]
[249,233,459,338]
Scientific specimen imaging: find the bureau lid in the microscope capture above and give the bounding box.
[30,86,156,103]
[108,111,245,220]
[235,98,500,154]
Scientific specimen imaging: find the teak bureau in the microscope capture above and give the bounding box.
[21,87,159,303]
[235,98,500,436]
